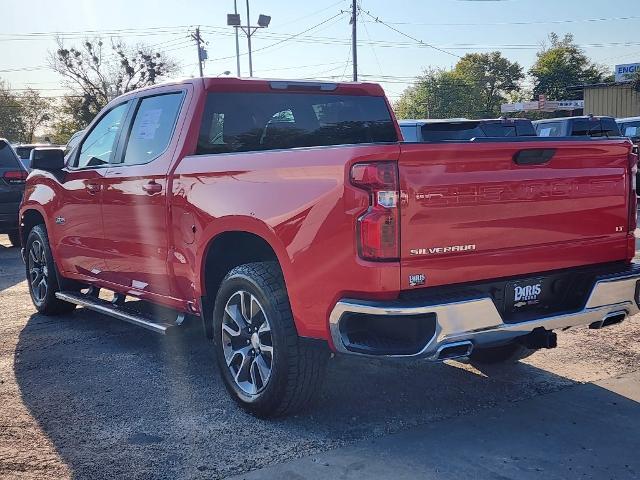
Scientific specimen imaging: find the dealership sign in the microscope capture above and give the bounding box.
[501,99,584,113]
[615,63,640,83]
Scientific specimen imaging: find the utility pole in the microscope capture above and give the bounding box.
[245,0,253,77]
[191,27,206,77]
[234,0,241,77]
[351,0,358,82]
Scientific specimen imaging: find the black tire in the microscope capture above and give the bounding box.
[25,224,76,315]
[8,231,20,248]
[469,342,535,366]
[212,262,328,417]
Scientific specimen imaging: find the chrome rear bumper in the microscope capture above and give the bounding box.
[329,268,640,360]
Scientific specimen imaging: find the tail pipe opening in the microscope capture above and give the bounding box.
[589,311,627,330]
[436,341,474,360]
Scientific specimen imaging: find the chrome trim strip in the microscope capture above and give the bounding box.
[329,270,640,360]
[56,292,173,335]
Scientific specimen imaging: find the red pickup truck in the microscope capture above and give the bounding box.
[19,78,640,417]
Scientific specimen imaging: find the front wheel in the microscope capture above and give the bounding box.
[212,262,328,417]
[25,225,76,315]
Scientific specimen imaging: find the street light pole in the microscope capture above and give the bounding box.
[246,0,253,77]
[226,3,271,78]
[234,0,241,77]
[352,0,358,82]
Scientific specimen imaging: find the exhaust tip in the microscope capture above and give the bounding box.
[437,341,473,360]
[590,311,627,330]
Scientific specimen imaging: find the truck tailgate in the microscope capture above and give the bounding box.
[399,139,634,290]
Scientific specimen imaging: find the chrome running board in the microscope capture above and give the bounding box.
[56,291,182,335]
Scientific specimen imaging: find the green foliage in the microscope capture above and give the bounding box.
[0,80,24,142]
[0,82,52,143]
[395,68,475,119]
[453,52,524,117]
[529,33,610,101]
[18,88,52,143]
[395,52,523,119]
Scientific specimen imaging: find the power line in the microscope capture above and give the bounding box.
[362,14,640,27]
[358,8,461,58]
[207,11,347,63]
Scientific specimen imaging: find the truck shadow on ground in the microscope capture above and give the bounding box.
[13,305,639,479]
[0,242,25,292]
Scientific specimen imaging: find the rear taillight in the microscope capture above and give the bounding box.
[2,170,27,185]
[350,162,400,261]
[629,151,638,231]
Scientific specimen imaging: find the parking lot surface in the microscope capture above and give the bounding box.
[1,234,639,479]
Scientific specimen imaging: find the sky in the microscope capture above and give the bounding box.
[2,0,640,102]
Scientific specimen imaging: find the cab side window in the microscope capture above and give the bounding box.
[120,93,184,166]
[75,102,129,168]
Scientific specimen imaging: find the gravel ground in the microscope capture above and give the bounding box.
[1,233,639,479]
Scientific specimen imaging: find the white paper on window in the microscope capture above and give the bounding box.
[134,108,163,140]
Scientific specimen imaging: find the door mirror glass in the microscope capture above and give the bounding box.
[30,148,66,172]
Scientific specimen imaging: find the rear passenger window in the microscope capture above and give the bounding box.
[121,93,184,166]
[196,92,397,155]
[536,122,562,137]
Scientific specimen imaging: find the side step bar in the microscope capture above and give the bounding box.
[55,291,181,335]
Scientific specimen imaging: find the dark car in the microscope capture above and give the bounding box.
[617,116,640,153]
[399,118,537,142]
[0,139,28,246]
[533,115,621,138]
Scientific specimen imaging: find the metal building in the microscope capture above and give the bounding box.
[577,82,640,118]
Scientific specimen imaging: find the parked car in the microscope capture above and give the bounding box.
[399,118,537,142]
[533,115,621,138]
[20,78,640,417]
[15,143,58,170]
[0,138,28,247]
[617,116,640,152]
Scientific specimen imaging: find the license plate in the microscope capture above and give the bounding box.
[506,277,548,312]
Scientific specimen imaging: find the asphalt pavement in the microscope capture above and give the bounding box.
[1,234,639,479]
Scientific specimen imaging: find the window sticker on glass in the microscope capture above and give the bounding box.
[135,108,163,140]
[539,127,552,137]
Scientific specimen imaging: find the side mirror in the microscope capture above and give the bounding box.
[30,148,66,172]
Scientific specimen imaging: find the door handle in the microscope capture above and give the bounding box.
[86,183,101,194]
[142,181,163,194]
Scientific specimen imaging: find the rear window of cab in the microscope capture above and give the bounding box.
[196,92,397,154]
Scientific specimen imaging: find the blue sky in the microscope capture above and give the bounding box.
[2,0,640,101]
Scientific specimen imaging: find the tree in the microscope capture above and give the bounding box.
[50,38,178,128]
[17,88,52,143]
[530,33,611,101]
[0,80,24,142]
[453,52,524,118]
[395,52,523,119]
[395,68,476,119]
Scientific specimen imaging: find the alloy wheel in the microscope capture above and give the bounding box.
[221,290,274,396]
[28,239,49,304]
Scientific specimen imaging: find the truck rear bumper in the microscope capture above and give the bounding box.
[329,265,640,360]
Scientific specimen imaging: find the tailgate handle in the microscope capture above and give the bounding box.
[513,149,556,166]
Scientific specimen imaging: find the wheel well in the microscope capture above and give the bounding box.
[203,231,280,301]
[21,209,45,244]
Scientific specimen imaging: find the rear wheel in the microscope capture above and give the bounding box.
[469,342,534,366]
[7,231,20,248]
[25,225,76,315]
[212,262,328,417]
